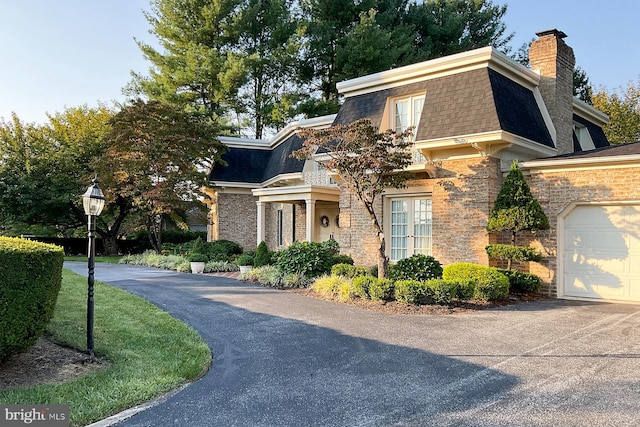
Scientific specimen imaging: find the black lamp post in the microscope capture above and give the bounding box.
[81,178,105,356]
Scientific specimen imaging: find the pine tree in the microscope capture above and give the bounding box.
[486,161,549,269]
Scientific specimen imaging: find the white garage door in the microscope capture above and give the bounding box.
[563,204,640,302]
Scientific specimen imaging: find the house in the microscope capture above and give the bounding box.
[207,29,640,303]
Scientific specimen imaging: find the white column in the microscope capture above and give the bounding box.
[305,199,316,242]
[256,201,266,246]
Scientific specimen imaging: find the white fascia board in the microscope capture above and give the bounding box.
[218,136,271,150]
[208,181,260,190]
[573,99,609,126]
[522,154,640,171]
[414,131,557,157]
[261,173,303,188]
[336,47,539,98]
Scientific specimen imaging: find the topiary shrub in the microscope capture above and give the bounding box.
[236,253,254,267]
[274,241,333,278]
[0,237,64,362]
[485,244,542,263]
[498,269,542,293]
[368,278,395,301]
[394,280,428,304]
[254,241,271,267]
[443,263,509,301]
[390,254,443,282]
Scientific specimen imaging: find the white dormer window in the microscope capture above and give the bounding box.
[393,94,425,136]
[573,122,595,151]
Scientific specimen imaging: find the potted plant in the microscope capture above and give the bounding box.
[188,253,208,274]
[236,254,254,274]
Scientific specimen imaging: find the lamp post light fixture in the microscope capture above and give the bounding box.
[81,177,105,356]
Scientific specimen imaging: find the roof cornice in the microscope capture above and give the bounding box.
[336,47,540,98]
[522,154,640,171]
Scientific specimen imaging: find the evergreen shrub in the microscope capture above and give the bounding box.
[443,263,509,301]
[498,269,542,293]
[390,254,443,281]
[368,278,395,301]
[0,237,64,362]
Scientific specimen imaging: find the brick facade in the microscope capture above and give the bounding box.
[210,191,257,250]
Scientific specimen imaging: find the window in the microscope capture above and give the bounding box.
[389,197,432,262]
[573,122,595,151]
[392,94,426,162]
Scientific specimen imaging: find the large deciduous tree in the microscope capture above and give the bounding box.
[592,80,640,145]
[293,119,413,278]
[97,99,226,252]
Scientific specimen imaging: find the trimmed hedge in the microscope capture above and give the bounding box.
[0,236,64,362]
[331,263,368,278]
[443,262,509,301]
[498,269,542,293]
[485,244,542,262]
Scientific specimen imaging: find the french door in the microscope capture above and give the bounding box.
[390,197,432,262]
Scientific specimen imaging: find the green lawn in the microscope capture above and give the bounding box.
[64,255,122,264]
[0,269,212,426]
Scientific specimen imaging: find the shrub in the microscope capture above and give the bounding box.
[498,269,542,293]
[187,253,208,263]
[443,263,509,301]
[390,254,443,281]
[190,237,207,256]
[425,279,458,305]
[351,276,375,299]
[369,278,395,301]
[485,244,542,263]
[254,241,271,267]
[331,263,368,278]
[311,275,344,298]
[454,281,476,301]
[201,239,243,261]
[236,254,254,267]
[331,254,354,266]
[394,280,428,304]
[0,237,64,362]
[274,241,333,277]
[204,260,239,273]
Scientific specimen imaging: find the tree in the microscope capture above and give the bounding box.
[133,0,245,125]
[0,107,125,253]
[293,118,413,278]
[486,161,549,269]
[96,99,226,252]
[592,80,640,145]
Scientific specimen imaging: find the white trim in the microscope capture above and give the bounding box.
[522,154,640,171]
[573,98,609,126]
[252,185,340,203]
[336,47,539,98]
[533,87,556,145]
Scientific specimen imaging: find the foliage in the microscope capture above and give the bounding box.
[254,241,271,267]
[351,275,375,299]
[485,244,542,263]
[190,237,207,255]
[498,269,542,293]
[0,270,211,426]
[331,263,368,278]
[592,80,640,145]
[443,262,509,301]
[294,119,413,278]
[0,237,64,362]
[368,278,395,301]
[394,280,428,304]
[97,99,225,253]
[390,254,443,281]
[244,265,309,289]
[187,253,209,263]
[426,279,459,305]
[331,254,355,266]
[487,161,549,269]
[236,253,255,266]
[274,241,334,277]
[206,239,244,261]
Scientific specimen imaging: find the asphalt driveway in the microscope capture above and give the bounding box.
[64,262,640,426]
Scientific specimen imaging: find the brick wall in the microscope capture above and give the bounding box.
[212,192,257,250]
[338,156,503,268]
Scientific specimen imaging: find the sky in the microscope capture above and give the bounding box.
[1,0,639,125]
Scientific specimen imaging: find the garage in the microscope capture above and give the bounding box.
[561,204,640,302]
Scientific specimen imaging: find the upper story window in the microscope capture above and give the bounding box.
[393,94,425,136]
[573,122,595,151]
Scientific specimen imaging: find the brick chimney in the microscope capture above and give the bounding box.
[529,29,575,155]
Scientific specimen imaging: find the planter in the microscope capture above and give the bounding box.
[239,265,252,274]
[190,261,206,274]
